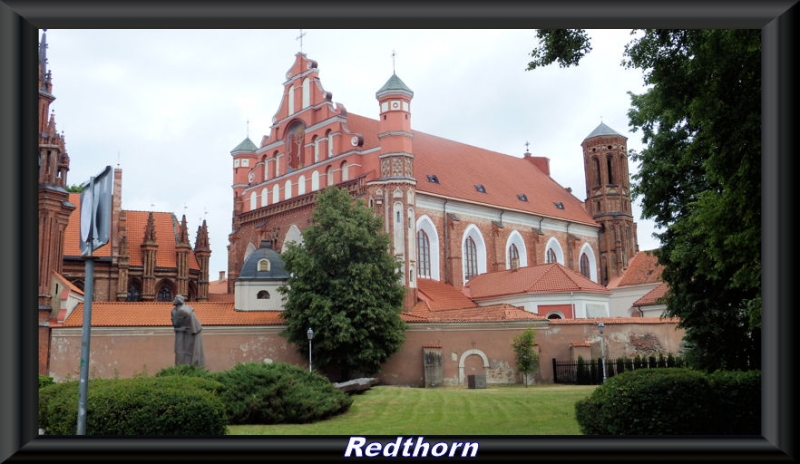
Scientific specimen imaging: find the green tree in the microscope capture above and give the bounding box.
[527,30,761,371]
[512,328,539,387]
[66,184,82,193]
[278,187,407,381]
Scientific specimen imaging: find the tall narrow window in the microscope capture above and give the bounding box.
[593,157,601,187]
[607,155,614,184]
[417,230,431,279]
[326,166,334,186]
[547,248,557,264]
[580,253,591,278]
[464,237,478,280]
[157,286,172,302]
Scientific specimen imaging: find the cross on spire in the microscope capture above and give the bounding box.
[296,29,307,53]
[392,49,396,74]
[525,141,530,152]
[246,119,249,138]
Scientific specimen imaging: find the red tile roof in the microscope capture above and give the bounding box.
[405,301,545,324]
[608,250,664,288]
[345,113,597,226]
[465,263,610,299]
[417,278,477,311]
[632,282,668,307]
[208,279,228,294]
[60,302,283,327]
[64,193,199,270]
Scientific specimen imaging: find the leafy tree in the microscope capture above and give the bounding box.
[512,328,539,387]
[278,187,407,381]
[66,184,83,193]
[527,30,761,371]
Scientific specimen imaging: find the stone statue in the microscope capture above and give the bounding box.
[171,294,205,366]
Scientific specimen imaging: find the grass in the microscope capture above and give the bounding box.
[228,384,596,435]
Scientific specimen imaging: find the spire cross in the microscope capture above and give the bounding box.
[246,119,249,138]
[525,141,530,152]
[296,29,307,53]
[392,50,396,74]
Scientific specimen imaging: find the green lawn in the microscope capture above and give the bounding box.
[228,384,596,435]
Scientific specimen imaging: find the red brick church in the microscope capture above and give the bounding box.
[227,51,639,314]
[40,33,681,386]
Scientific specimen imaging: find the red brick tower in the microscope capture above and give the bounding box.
[37,30,75,374]
[370,69,418,310]
[581,122,638,285]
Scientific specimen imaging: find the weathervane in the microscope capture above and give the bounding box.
[297,29,306,53]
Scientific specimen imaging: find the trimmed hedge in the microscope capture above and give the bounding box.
[38,376,227,435]
[575,368,713,435]
[575,368,761,435]
[211,362,353,425]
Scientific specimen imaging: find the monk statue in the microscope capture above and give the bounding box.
[171,294,205,366]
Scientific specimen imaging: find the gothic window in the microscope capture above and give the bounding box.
[298,175,307,195]
[126,282,141,302]
[580,253,591,278]
[593,157,601,187]
[261,188,269,207]
[157,286,172,302]
[607,155,614,184]
[417,229,431,279]
[250,191,257,211]
[464,237,478,280]
[257,290,271,299]
[547,248,557,264]
[258,259,271,272]
[311,170,320,191]
[285,179,292,200]
[272,184,280,204]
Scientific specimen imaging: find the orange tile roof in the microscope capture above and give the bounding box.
[405,301,545,324]
[571,341,591,347]
[345,113,597,226]
[64,193,199,270]
[465,263,610,299]
[52,271,84,295]
[60,302,284,327]
[610,250,664,288]
[417,278,477,311]
[208,279,228,294]
[632,282,668,307]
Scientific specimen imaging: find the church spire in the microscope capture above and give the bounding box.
[39,29,49,91]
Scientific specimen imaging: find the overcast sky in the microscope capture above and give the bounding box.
[41,29,662,280]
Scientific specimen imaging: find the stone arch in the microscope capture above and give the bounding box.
[458,349,490,385]
[284,224,303,249]
[505,230,528,269]
[578,242,598,282]
[461,224,487,282]
[416,215,440,281]
[545,236,565,265]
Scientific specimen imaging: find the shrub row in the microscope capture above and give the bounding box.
[575,368,760,435]
[40,362,354,435]
[38,376,227,435]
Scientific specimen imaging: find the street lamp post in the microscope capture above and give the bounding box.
[598,322,607,384]
[307,327,314,372]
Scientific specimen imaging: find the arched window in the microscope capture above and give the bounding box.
[545,237,564,265]
[157,286,172,302]
[547,248,557,264]
[250,191,257,211]
[284,179,292,200]
[464,237,478,280]
[326,166,334,186]
[272,184,280,204]
[580,253,591,278]
[261,188,269,207]
[257,290,271,300]
[258,259,271,272]
[341,161,349,181]
[302,78,311,108]
[311,170,320,191]
[417,229,431,279]
[593,157,601,187]
[298,175,306,195]
[607,155,614,184]
[127,282,141,302]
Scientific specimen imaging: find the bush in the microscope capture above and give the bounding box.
[39,375,55,389]
[707,370,761,435]
[212,362,353,425]
[155,364,214,379]
[38,376,227,435]
[575,368,713,435]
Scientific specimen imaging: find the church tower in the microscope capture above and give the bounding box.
[371,70,417,310]
[37,30,75,373]
[581,122,638,285]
